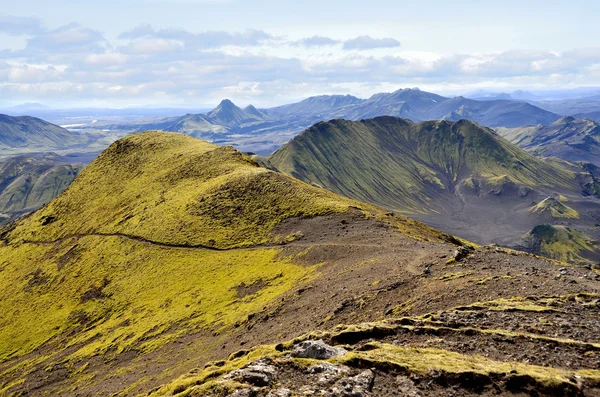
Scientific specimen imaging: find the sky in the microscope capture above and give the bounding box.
[1,0,600,108]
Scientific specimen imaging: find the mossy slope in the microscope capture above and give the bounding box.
[0,131,388,394]
[6,131,362,249]
[521,224,598,263]
[268,117,576,214]
[529,197,580,219]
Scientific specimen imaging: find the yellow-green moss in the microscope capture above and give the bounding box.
[5,132,367,249]
[336,343,600,386]
[0,235,313,364]
[529,197,580,219]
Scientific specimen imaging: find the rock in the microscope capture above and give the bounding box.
[291,340,347,359]
[226,389,257,397]
[453,246,474,262]
[267,388,291,397]
[308,362,350,384]
[224,358,278,387]
[395,375,421,396]
[328,370,375,397]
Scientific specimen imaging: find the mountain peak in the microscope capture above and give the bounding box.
[554,115,576,124]
[216,98,237,108]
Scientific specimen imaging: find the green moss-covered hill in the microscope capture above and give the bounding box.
[520,224,599,264]
[0,155,81,225]
[0,131,450,396]
[268,116,576,214]
[267,116,600,261]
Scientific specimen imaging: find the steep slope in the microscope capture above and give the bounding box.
[498,117,600,165]
[0,154,81,225]
[518,224,599,264]
[269,117,575,213]
[1,131,600,397]
[0,114,88,153]
[268,116,600,254]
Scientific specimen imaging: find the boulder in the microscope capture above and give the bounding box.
[224,358,278,387]
[291,340,347,359]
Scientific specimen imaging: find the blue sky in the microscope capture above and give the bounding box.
[1,0,600,107]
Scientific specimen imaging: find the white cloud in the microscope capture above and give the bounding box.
[343,35,401,50]
[2,19,600,107]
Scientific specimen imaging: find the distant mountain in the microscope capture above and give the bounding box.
[0,154,81,225]
[467,92,515,101]
[575,111,600,123]
[267,116,600,260]
[8,102,50,112]
[266,94,363,118]
[206,99,269,127]
[0,114,88,153]
[533,95,600,117]
[497,117,600,165]
[124,89,562,155]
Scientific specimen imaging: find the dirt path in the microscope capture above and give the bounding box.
[19,232,387,252]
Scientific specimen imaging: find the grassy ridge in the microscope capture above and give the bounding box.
[6,131,360,249]
[268,117,576,214]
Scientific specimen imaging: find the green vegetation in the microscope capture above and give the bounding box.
[523,224,598,263]
[268,117,577,214]
[0,236,314,363]
[529,197,580,219]
[7,132,363,249]
[0,155,80,225]
[338,343,600,386]
[0,131,389,391]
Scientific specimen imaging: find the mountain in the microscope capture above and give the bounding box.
[533,96,600,117]
[121,89,562,155]
[497,117,600,165]
[0,114,89,153]
[0,154,81,226]
[206,99,269,127]
[266,94,364,118]
[2,131,600,396]
[518,224,599,264]
[267,116,600,257]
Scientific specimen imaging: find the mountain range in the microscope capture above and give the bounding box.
[1,131,600,396]
[126,88,563,154]
[497,117,600,166]
[267,116,600,263]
